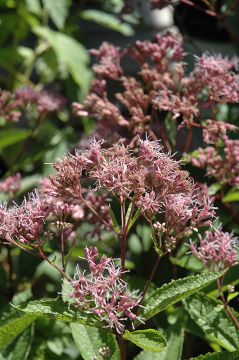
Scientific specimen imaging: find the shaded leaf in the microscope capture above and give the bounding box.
[183,293,239,351]
[0,129,30,150]
[71,323,120,360]
[109,206,120,234]
[123,329,167,352]
[10,324,34,360]
[189,351,239,360]
[0,308,37,349]
[127,208,142,234]
[42,0,68,29]
[80,10,134,36]
[33,27,90,93]
[222,190,239,203]
[134,320,184,360]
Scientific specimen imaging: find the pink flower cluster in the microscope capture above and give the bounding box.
[40,178,111,240]
[0,173,21,194]
[191,228,238,271]
[47,138,214,252]
[0,86,64,123]
[69,247,142,334]
[73,34,239,143]
[191,137,239,187]
[202,120,238,144]
[15,87,65,114]
[0,192,51,246]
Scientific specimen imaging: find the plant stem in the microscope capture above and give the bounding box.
[183,127,193,153]
[117,335,126,360]
[140,255,161,307]
[7,247,14,299]
[217,277,239,331]
[120,197,127,271]
[38,247,71,281]
[76,190,114,232]
[60,230,65,271]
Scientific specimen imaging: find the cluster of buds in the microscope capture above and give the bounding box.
[69,247,142,334]
[73,34,239,145]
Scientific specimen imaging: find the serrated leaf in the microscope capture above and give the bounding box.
[123,329,167,352]
[0,308,37,349]
[142,271,224,321]
[183,293,239,351]
[71,324,120,360]
[42,0,68,29]
[134,320,184,360]
[14,299,102,328]
[80,10,134,36]
[33,27,90,93]
[189,351,239,360]
[10,324,34,360]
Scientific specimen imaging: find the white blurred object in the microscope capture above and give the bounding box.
[127,0,175,29]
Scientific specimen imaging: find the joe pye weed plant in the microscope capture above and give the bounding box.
[0,137,239,359]
[0,1,239,359]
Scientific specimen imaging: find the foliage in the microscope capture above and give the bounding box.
[0,0,238,359]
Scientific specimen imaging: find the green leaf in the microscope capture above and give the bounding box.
[127,207,142,234]
[183,293,239,351]
[170,255,204,272]
[137,225,151,252]
[134,320,184,360]
[227,292,239,303]
[222,190,239,203]
[14,299,102,328]
[17,174,41,196]
[0,129,30,150]
[0,308,37,349]
[42,0,69,29]
[33,27,90,93]
[142,271,224,321]
[208,183,222,196]
[129,234,142,255]
[123,329,167,352]
[10,324,34,360]
[109,205,120,234]
[71,324,120,360]
[189,351,239,360]
[25,0,42,15]
[80,10,134,36]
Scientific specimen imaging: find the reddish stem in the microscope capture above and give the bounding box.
[217,277,239,331]
[117,335,126,360]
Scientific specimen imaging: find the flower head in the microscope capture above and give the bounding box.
[190,228,238,271]
[69,247,142,334]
